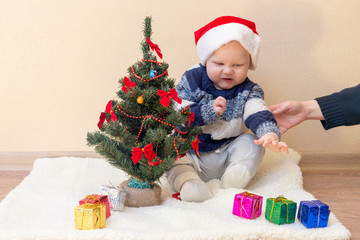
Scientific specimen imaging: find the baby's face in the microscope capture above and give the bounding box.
[206,41,250,90]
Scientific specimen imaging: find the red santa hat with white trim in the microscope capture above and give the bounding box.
[194,16,261,70]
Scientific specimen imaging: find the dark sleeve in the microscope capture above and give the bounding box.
[315,84,360,130]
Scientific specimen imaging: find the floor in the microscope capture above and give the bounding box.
[0,151,359,239]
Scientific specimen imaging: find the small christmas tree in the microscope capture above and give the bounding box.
[87,17,201,206]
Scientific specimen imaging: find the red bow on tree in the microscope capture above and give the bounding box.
[121,77,136,93]
[186,112,195,128]
[97,101,117,129]
[131,143,156,165]
[192,135,200,158]
[157,88,182,108]
[146,38,163,59]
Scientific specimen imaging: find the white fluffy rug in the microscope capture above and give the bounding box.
[0,149,351,240]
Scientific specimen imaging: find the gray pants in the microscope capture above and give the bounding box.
[167,133,265,191]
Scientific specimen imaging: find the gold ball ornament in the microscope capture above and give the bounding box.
[137,95,144,104]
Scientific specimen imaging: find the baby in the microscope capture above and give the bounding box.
[168,16,288,202]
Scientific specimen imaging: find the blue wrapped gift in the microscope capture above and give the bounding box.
[297,200,330,228]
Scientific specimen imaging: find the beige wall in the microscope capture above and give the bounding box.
[1,0,359,153]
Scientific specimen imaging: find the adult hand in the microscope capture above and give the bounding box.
[269,100,324,134]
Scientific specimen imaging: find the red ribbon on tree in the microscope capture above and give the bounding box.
[131,143,156,165]
[148,159,160,166]
[157,88,182,108]
[186,112,195,128]
[97,101,117,129]
[121,76,136,93]
[192,135,200,157]
[146,38,163,59]
[97,113,106,129]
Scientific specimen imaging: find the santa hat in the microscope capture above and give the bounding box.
[194,16,261,70]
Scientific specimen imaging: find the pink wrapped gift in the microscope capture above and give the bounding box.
[232,191,263,219]
[79,194,111,218]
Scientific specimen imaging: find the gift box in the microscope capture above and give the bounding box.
[74,203,106,230]
[99,184,126,211]
[265,195,297,225]
[297,200,330,228]
[79,194,111,218]
[232,191,263,219]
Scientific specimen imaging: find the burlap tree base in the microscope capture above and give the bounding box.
[119,179,162,207]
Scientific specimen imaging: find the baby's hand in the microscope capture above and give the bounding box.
[213,96,226,116]
[254,132,289,153]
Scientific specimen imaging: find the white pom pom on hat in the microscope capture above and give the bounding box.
[194,16,261,70]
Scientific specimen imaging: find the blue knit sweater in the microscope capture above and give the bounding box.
[315,84,360,130]
[176,64,280,152]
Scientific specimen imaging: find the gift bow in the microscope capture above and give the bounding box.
[157,88,182,108]
[192,135,200,157]
[131,143,156,165]
[85,195,102,204]
[97,101,117,129]
[243,190,254,197]
[146,38,163,59]
[239,190,256,217]
[121,76,136,93]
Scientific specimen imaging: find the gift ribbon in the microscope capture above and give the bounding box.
[239,190,255,217]
[269,195,292,223]
[87,204,101,229]
[82,195,104,228]
[298,200,321,227]
[312,200,321,227]
[102,180,117,190]
[77,203,102,229]
[253,199,260,215]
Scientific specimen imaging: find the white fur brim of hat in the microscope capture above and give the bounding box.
[196,23,261,70]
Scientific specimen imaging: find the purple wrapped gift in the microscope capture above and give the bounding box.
[232,191,263,219]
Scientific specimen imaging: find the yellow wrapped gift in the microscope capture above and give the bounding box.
[74,203,106,230]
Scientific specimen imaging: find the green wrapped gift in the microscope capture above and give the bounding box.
[265,195,297,225]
